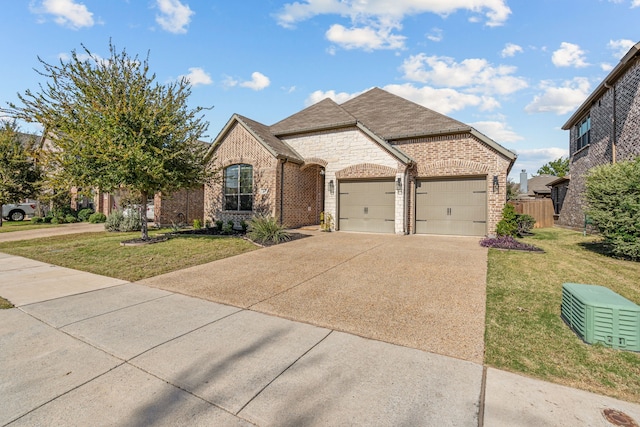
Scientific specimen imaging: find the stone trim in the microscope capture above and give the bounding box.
[417,159,490,176]
[220,157,258,168]
[336,163,398,179]
[301,157,328,170]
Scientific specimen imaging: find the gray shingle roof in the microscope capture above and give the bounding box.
[270,98,357,136]
[341,87,470,140]
[210,87,516,164]
[236,115,303,162]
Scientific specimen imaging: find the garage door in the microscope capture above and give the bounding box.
[415,177,486,236]
[339,180,395,233]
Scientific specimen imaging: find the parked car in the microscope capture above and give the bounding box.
[2,203,37,221]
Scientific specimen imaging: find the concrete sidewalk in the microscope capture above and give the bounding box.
[1,253,640,426]
[0,222,105,243]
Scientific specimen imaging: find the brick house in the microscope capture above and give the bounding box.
[92,186,204,226]
[557,41,640,229]
[205,87,516,236]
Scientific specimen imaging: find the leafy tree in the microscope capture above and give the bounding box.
[585,157,640,260]
[506,178,519,201]
[3,42,214,240]
[0,121,42,227]
[537,157,569,177]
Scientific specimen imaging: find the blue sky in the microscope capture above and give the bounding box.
[1,1,639,180]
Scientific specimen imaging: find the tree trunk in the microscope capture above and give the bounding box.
[140,191,148,240]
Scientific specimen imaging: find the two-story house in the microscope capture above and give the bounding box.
[555,41,640,229]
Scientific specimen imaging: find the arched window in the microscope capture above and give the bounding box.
[224,164,253,211]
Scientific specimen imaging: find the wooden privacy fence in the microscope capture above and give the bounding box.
[510,199,554,228]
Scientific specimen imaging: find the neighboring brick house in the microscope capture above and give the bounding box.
[205,87,516,236]
[558,41,640,229]
[93,186,204,226]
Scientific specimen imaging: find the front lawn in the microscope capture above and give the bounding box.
[0,231,258,282]
[485,227,640,403]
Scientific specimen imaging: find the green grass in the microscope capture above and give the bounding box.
[485,227,640,403]
[0,220,61,233]
[0,231,258,282]
[0,296,13,309]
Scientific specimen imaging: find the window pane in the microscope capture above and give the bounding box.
[224,166,238,195]
[239,165,253,194]
[240,195,253,211]
[225,195,238,211]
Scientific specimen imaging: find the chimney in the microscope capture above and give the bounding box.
[520,170,528,194]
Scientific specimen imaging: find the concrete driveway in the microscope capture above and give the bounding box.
[140,231,487,363]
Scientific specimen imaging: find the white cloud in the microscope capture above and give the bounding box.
[401,54,528,95]
[501,43,523,58]
[384,83,499,113]
[31,0,94,29]
[239,72,271,91]
[179,67,212,86]
[470,120,523,143]
[601,63,614,72]
[275,0,511,29]
[525,78,591,115]
[552,42,589,68]
[633,0,640,7]
[156,0,194,34]
[511,147,569,177]
[305,89,364,106]
[306,81,504,115]
[222,76,238,88]
[608,39,636,58]
[426,27,443,42]
[326,23,406,50]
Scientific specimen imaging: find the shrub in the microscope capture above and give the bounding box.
[119,211,142,232]
[496,203,518,237]
[50,216,64,225]
[65,214,77,223]
[480,235,543,252]
[88,212,106,223]
[43,215,53,223]
[193,219,202,230]
[586,157,640,260]
[30,216,43,223]
[517,214,536,236]
[105,210,125,232]
[240,220,248,233]
[77,208,94,222]
[247,215,291,245]
[221,221,234,235]
[215,219,223,232]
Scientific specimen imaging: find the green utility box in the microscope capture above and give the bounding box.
[561,283,640,351]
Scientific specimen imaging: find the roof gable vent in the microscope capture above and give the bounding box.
[561,283,640,351]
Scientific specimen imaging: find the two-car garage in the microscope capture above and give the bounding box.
[337,177,487,236]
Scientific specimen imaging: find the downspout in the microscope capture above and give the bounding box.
[403,165,410,234]
[279,158,287,225]
[605,82,617,163]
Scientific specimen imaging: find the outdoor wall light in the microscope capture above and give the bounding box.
[396,177,402,192]
[329,179,335,194]
[492,175,499,193]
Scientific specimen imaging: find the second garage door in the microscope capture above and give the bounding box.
[415,177,487,236]
[339,180,395,233]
